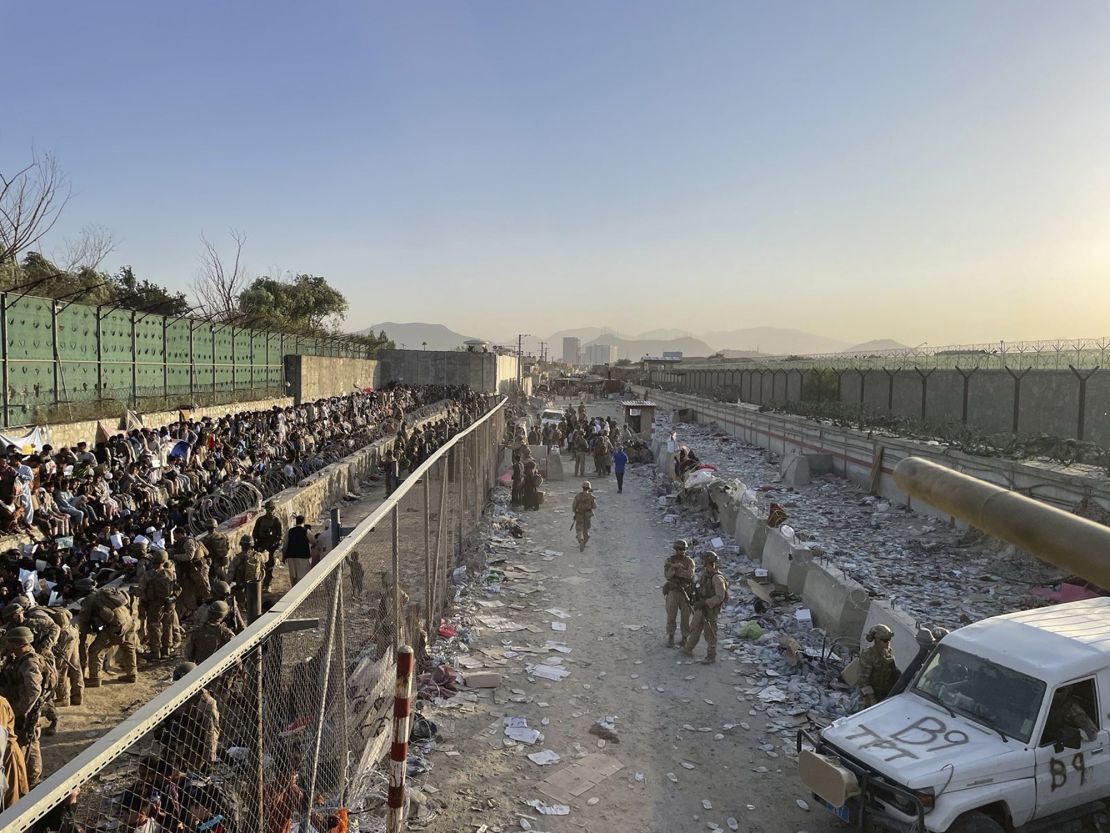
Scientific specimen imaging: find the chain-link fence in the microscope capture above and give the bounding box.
[661,335,1110,374]
[0,398,507,833]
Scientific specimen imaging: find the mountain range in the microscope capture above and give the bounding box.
[361,322,907,359]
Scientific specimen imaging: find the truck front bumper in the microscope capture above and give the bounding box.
[797,729,929,833]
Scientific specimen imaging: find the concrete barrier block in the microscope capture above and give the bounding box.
[762,530,814,595]
[863,601,920,671]
[780,452,811,486]
[546,449,565,481]
[733,505,767,561]
[802,562,871,641]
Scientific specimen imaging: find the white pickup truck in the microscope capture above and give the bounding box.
[799,598,1110,832]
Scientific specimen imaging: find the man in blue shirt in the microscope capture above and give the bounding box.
[612,446,629,494]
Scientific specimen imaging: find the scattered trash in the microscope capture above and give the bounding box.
[525,800,570,816]
[589,717,620,742]
[527,749,561,766]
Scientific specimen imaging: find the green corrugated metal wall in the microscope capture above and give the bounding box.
[2,294,371,427]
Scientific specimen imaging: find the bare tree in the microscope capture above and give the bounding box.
[0,149,71,266]
[55,223,117,273]
[192,228,248,321]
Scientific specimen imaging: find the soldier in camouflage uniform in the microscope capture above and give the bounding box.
[0,626,50,786]
[170,527,210,621]
[140,552,180,660]
[571,482,596,551]
[193,580,246,634]
[204,518,231,583]
[77,585,138,686]
[185,602,234,664]
[858,624,898,708]
[43,605,83,708]
[158,662,220,776]
[682,552,729,664]
[2,603,60,734]
[229,536,265,616]
[662,540,696,647]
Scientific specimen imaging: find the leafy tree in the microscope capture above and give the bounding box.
[112,265,190,316]
[238,273,348,333]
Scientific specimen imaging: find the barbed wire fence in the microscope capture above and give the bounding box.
[0,397,507,833]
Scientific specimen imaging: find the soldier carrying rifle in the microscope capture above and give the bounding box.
[662,540,696,647]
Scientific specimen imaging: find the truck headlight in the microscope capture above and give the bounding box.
[912,787,936,811]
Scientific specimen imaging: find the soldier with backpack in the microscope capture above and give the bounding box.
[140,552,180,660]
[77,585,138,686]
[0,626,52,786]
[228,536,265,619]
[1,604,60,735]
[170,527,210,621]
[682,551,729,664]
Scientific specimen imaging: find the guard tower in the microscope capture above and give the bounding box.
[622,400,657,440]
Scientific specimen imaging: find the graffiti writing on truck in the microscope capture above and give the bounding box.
[844,717,971,763]
[1050,753,1087,791]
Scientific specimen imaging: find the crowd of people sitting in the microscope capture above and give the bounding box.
[0,382,490,814]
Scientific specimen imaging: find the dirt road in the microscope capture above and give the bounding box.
[419,401,835,833]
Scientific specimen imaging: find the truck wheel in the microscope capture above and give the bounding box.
[950,812,1005,833]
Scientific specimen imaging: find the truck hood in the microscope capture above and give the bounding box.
[823,693,1028,788]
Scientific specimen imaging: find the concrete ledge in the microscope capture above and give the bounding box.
[733,504,767,561]
[762,529,813,595]
[801,561,871,641]
[863,601,920,671]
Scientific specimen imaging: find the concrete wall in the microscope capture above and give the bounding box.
[285,355,380,403]
[376,349,518,394]
[42,396,294,450]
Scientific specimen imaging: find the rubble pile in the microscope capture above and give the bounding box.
[661,416,1066,630]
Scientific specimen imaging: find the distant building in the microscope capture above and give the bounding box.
[562,337,581,365]
[585,343,618,365]
[662,351,683,360]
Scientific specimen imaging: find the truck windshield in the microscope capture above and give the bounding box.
[914,645,1046,743]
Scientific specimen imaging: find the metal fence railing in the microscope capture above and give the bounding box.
[0,396,507,833]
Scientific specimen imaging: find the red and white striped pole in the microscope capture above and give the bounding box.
[387,645,415,833]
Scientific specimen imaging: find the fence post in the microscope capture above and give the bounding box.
[161,316,169,404]
[1005,367,1032,435]
[230,325,237,399]
[304,573,342,833]
[432,456,449,631]
[95,306,104,407]
[455,444,464,564]
[387,646,415,833]
[249,329,256,398]
[391,504,401,656]
[250,643,264,833]
[336,579,350,805]
[0,293,7,427]
[211,326,217,402]
[1069,365,1100,442]
[189,320,196,403]
[130,309,138,407]
[423,471,432,647]
[51,300,60,412]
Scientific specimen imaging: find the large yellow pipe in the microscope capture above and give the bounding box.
[893,456,1110,589]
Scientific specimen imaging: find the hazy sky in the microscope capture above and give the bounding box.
[5,2,1110,345]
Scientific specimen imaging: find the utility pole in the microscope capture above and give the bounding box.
[517,333,530,389]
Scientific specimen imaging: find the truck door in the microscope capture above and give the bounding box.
[1034,678,1109,818]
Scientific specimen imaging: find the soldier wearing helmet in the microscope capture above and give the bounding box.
[139,550,180,660]
[662,540,696,648]
[192,579,246,634]
[204,518,231,583]
[159,662,219,775]
[571,482,596,552]
[228,536,265,616]
[682,551,729,664]
[859,624,898,708]
[0,625,48,785]
[184,601,233,664]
